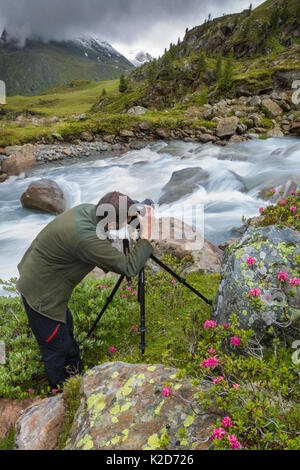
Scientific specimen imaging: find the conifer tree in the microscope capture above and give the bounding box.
[197,51,207,77]
[219,48,234,92]
[119,74,128,93]
[214,53,222,82]
[147,59,159,85]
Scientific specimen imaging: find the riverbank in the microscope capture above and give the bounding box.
[1,85,300,183]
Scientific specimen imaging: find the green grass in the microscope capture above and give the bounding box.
[0,429,15,450]
[5,79,120,117]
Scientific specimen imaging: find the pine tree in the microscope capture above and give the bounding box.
[119,74,127,93]
[102,88,107,98]
[219,48,234,92]
[147,60,159,85]
[242,17,252,40]
[197,51,207,77]
[169,43,177,60]
[214,53,222,82]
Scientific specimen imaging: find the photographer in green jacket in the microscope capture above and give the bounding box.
[16,191,153,389]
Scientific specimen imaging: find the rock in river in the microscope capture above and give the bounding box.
[21,179,66,215]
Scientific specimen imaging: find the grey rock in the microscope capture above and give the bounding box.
[216,117,239,138]
[159,167,210,205]
[212,226,300,340]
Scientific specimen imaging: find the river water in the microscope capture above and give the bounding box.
[0,137,299,296]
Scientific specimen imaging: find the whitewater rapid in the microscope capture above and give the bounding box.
[0,137,299,296]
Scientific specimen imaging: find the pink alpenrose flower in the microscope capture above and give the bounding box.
[162,386,173,397]
[227,434,241,450]
[204,320,217,329]
[231,337,241,346]
[200,356,218,368]
[290,206,297,213]
[222,416,233,428]
[290,278,300,286]
[246,256,256,266]
[212,428,227,440]
[213,376,224,385]
[109,347,116,353]
[278,272,288,282]
[250,288,261,297]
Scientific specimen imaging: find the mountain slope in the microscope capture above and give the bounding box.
[178,0,300,58]
[0,33,134,96]
[126,0,300,110]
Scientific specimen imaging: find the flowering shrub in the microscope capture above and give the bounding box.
[177,313,300,450]
[252,189,300,231]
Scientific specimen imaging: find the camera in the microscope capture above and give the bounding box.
[131,199,155,219]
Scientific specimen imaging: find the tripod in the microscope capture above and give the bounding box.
[87,239,212,354]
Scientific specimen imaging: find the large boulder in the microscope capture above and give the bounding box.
[65,362,214,450]
[2,144,36,176]
[14,396,65,450]
[212,225,300,340]
[216,117,239,138]
[21,179,66,215]
[148,217,223,274]
[159,167,210,205]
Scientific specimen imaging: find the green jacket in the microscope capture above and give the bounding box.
[16,203,152,323]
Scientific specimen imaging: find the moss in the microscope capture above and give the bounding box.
[57,376,81,450]
[261,118,275,129]
[0,429,15,450]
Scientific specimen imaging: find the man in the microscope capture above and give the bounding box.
[17,191,153,389]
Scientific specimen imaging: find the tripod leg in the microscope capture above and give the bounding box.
[138,269,146,354]
[87,275,125,339]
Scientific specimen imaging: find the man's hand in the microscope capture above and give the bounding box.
[137,206,154,241]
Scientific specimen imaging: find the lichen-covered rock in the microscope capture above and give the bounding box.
[14,395,65,450]
[65,362,215,450]
[212,225,300,340]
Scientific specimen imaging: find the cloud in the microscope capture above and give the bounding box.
[0,0,264,54]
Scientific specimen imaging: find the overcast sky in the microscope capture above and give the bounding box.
[0,0,265,59]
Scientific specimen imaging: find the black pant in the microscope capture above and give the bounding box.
[22,296,83,389]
